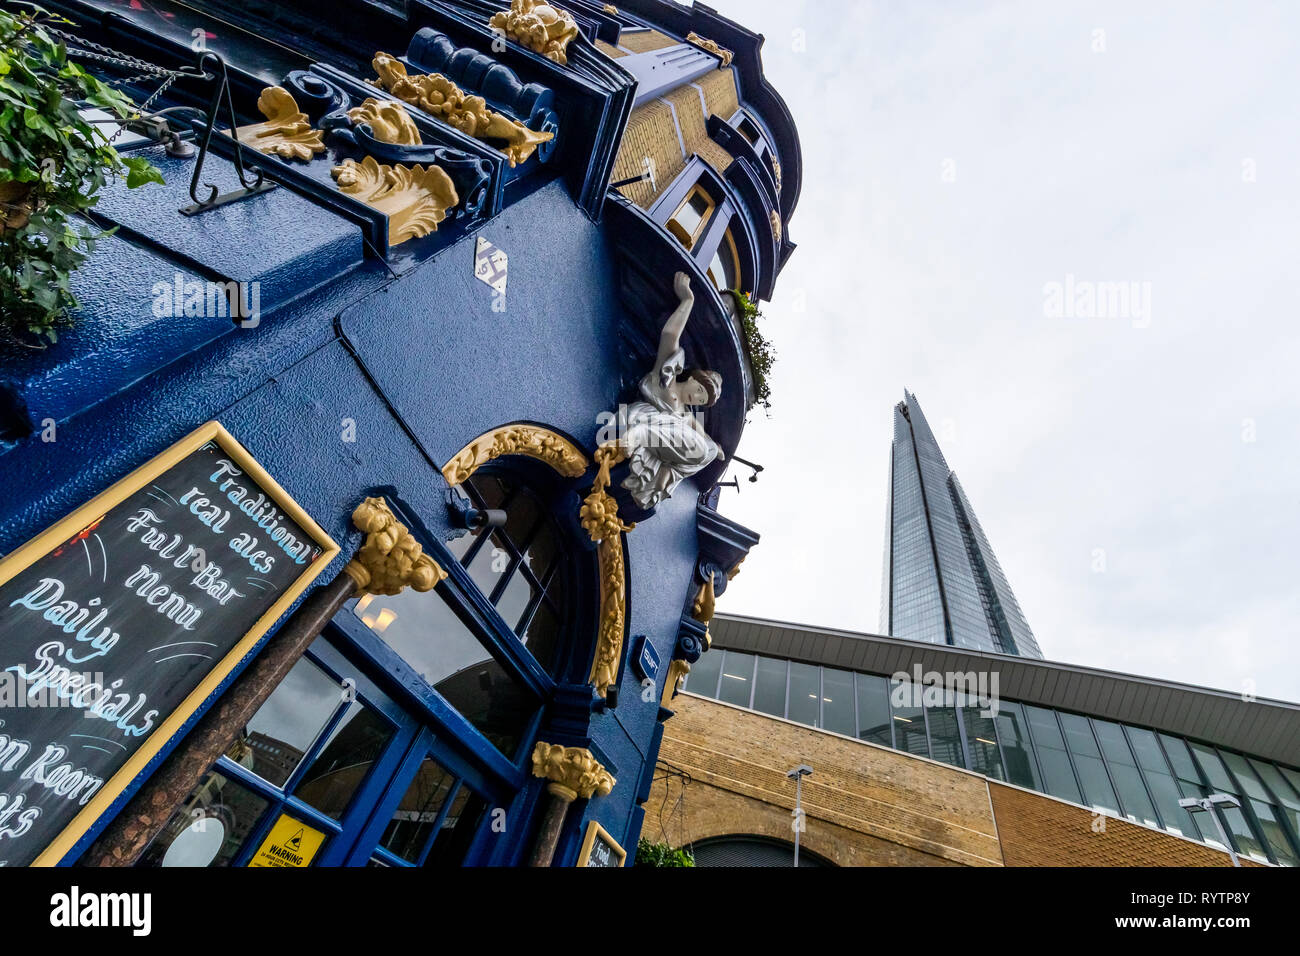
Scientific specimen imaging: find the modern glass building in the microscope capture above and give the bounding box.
[880,391,1042,658]
[689,615,1300,866]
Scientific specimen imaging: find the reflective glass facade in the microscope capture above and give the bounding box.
[684,649,1300,865]
[881,392,1043,658]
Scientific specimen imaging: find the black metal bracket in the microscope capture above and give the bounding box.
[180,52,276,216]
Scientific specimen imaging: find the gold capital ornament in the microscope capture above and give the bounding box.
[343,496,447,595]
[531,742,615,801]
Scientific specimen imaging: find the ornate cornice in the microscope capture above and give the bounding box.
[441,424,588,487]
[580,443,634,697]
[686,32,733,67]
[489,0,580,66]
[371,53,554,167]
[331,156,458,246]
[344,496,448,595]
[531,741,616,801]
[235,86,326,162]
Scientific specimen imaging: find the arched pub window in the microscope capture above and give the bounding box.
[137,466,595,867]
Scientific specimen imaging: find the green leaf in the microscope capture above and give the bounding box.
[122,155,164,189]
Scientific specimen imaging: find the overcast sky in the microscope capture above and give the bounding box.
[708,0,1300,702]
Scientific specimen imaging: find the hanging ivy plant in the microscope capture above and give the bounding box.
[634,837,696,867]
[726,288,775,414]
[0,4,163,347]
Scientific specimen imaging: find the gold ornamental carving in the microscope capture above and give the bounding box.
[770,210,782,242]
[531,742,616,801]
[488,0,580,65]
[371,53,554,166]
[660,658,690,708]
[234,86,326,162]
[347,97,422,145]
[602,4,618,13]
[580,443,634,697]
[770,158,782,193]
[686,32,733,67]
[331,156,458,246]
[441,424,588,487]
[344,496,448,596]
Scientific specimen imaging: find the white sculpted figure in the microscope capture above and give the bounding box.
[620,272,725,509]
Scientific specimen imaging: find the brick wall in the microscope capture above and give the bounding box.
[648,693,1253,867]
[989,781,1257,867]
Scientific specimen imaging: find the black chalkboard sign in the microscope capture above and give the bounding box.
[0,422,337,866]
[577,821,626,867]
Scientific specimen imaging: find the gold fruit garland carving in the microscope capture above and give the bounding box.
[344,496,448,595]
[488,0,580,65]
[371,53,554,167]
[234,86,326,162]
[331,155,458,246]
[686,32,733,67]
[441,424,588,487]
[531,742,616,800]
[580,443,634,697]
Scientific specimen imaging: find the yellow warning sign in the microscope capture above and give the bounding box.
[247,814,326,868]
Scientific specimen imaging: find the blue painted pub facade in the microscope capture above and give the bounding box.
[0,0,801,866]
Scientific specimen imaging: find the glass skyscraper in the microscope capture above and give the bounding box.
[880,391,1043,658]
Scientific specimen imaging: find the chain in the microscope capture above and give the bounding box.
[45,25,188,142]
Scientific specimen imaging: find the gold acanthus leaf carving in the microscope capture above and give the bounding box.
[234,86,326,162]
[344,496,448,596]
[331,156,458,246]
[347,97,422,145]
[686,32,734,67]
[488,0,580,66]
[581,443,634,697]
[770,210,782,242]
[371,53,554,167]
[441,424,588,487]
[531,742,616,801]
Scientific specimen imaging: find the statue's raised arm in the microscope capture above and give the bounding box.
[612,272,725,510]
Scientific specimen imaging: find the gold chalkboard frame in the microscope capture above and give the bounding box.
[0,421,340,866]
[576,820,626,867]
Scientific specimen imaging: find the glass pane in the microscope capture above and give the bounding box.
[352,587,537,757]
[1059,714,1119,815]
[820,668,855,736]
[1024,706,1082,804]
[425,788,489,867]
[752,656,788,717]
[1220,751,1272,803]
[1160,735,1224,849]
[226,655,344,788]
[684,649,722,698]
[468,474,508,508]
[1189,743,1237,795]
[994,702,1041,790]
[1219,805,1270,864]
[1094,719,1160,827]
[522,521,559,582]
[379,757,456,863]
[855,673,893,747]
[927,702,963,768]
[503,489,540,545]
[444,529,480,563]
[962,702,1003,780]
[1251,759,1300,807]
[889,678,929,758]
[295,702,394,819]
[495,566,536,631]
[139,771,270,867]
[1247,798,1299,866]
[466,532,513,600]
[1127,727,1201,839]
[522,602,560,672]
[1280,767,1300,800]
[786,662,820,727]
[718,651,756,708]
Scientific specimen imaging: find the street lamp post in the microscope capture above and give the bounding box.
[1179,793,1242,867]
[787,765,813,867]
